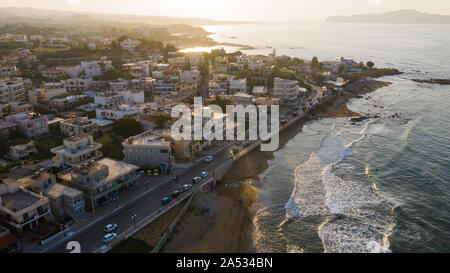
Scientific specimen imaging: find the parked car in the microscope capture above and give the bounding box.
[171,191,181,199]
[192,177,202,184]
[146,169,152,176]
[153,169,159,176]
[180,184,192,192]
[104,224,117,233]
[204,156,214,163]
[102,233,117,243]
[129,184,137,191]
[200,171,209,178]
[161,197,171,206]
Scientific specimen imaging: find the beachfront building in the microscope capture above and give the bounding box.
[57,158,140,214]
[60,117,99,137]
[51,135,102,168]
[272,77,301,100]
[123,132,171,169]
[5,112,49,138]
[0,179,51,235]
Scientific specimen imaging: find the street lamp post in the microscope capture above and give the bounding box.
[131,214,137,228]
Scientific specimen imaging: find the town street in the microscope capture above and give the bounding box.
[42,144,234,253]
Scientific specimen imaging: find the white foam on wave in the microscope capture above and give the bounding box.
[285,119,396,253]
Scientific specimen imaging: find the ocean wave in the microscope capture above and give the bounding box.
[285,120,396,253]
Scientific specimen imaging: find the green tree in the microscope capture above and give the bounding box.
[154,114,172,129]
[113,117,142,138]
[310,56,319,71]
[95,68,123,81]
[366,61,375,69]
[97,136,124,160]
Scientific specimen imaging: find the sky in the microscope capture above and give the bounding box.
[1,0,450,21]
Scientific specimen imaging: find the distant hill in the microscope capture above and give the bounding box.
[326,9,450,24]
[0,7,250,26]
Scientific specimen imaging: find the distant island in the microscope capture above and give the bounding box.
[326,9,450,24]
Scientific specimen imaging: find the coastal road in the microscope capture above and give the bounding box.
[43,144,234,253]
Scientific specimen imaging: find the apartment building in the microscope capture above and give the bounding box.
[60,117,99,137]
[51,135,102,168]
[95,104,141,120]
[65,77,93,92]
[229,77,247,94]
[0,179,51,234]
[0,78,27,104]
[43,183,85,220]
[120,39,141,52]
[0,64,17,77]
[28,83,67,106]
[8,141,37,160]
[123,132,171,169]
[5,112,48,138]
[58,158,140,214]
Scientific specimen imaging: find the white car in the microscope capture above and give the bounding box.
[200,171,209,178]
[102,233,117,243]
[192,177,202,184]
[204,156,214,163]
[180,184,192,192]
[104,224,117,233]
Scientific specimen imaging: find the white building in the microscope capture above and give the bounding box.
[95,104,141,120]
[229,77,247,94]
[51,135,102,168]
[123,132,171,169]
[120,39,141,51]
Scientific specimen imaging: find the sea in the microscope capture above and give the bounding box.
[184,22,450,253]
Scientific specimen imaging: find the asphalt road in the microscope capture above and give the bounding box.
[44,144,234,253]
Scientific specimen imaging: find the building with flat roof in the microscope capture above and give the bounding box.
[60,117,99,137]
[51,135,102,168]
[95,104,141,120]
[5,112,48,138]
[0,179,51,234]
[58,158,140,215]
[123,132,171,169]
[43,183,85,220]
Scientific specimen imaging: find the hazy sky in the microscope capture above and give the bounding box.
[1,0,450,21]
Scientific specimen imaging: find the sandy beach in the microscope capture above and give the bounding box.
[162,80,390,253]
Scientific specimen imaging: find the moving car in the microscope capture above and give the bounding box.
[204,156,214,163]
[102,233,117,243]
[104,224,117,233]
[180,184,192,192]
[161,197,171,206]
[200,171,209,178]
[192,177,202,184]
